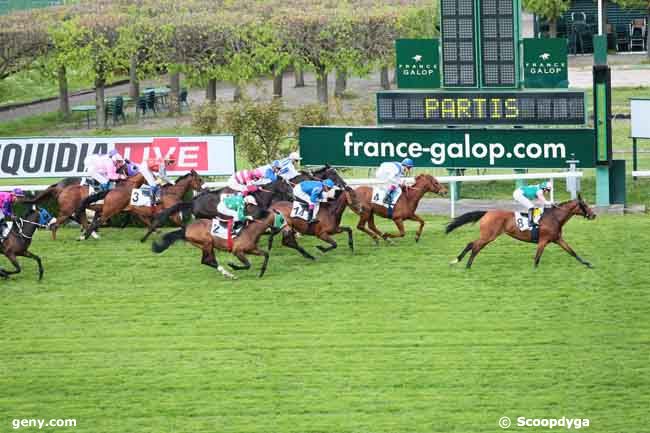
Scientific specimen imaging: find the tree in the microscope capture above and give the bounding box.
[611,0,650,58]
[523,0,571,37]
[0,10,50,80]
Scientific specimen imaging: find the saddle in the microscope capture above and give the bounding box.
[514,208,544,243]
[290,199,318,221]
[371,185,402,208]
[131,187,155,207]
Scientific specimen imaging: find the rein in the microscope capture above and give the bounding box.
[14,218,46,239]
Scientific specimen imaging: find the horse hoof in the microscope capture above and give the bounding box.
[91,232,100,240]
[78,235,85,241]
[449,258,459,265]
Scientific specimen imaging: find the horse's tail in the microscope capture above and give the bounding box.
[154,201,193,226]
[445,211,486,234]
[21,184,58,204]
[151,227,186,253]
[76,190,109,216]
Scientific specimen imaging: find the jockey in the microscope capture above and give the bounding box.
[376,158,414,205]
[217,194,256,225]
[141,157,175,203]
[0,188,24,241]
[275,151,302,180]
[513,181,553,226]
[293,179,335,223]
[84,152,126,190]
[227,166,278,195]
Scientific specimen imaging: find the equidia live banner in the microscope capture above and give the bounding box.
[299,127,596,169]
[0,136,235,178]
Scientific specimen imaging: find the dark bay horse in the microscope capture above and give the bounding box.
[143,178,294,242]
[77,173,146,239]
[445,195,597,268]
[1,206,53,280]
[152,206,295,279]
[271,188,360,256]
[353,174,447,243]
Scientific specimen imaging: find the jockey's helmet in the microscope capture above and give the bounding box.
[402,158,414,168]
[323,179,335,189]
[12,187,25,197]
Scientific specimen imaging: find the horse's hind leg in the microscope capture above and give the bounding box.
[316,233,338,253]
[1,253,21,276]
[240,247,270,278]
[228,251,251,271]
[356,212,380,244]
[336,226,354,252]
[201,248,235,279]
[466,236,497,269]
[281,231,315,260]
[21,250,43,280]
[382,218,406,241]
[450,242,474,265]
[534,240,550,268]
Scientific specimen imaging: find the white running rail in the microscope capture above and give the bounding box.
[2,171,583,218]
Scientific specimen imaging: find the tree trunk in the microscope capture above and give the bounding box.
[316,67,328,106]
[273,66,283,98]
[380,66,390,90]
[334,70,347,97]
[58,65,70,119]
[169,72,180,115]
[95,77,106,129]
[294,67,305,87]
[129,55,139,99]
[233,83,243,102]
[206,78,217,104]
[548,18,557,38]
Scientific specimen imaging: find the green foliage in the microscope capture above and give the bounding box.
[191,102,223,135]
[223,98,289,167]
[611,0,650,12]
[290,103,331,138]
[522,0,570,20]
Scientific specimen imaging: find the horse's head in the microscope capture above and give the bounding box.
[268,178,294,201]
[189,169,204,192]
[415,174,448,196]
[575,194,596,220]
[319,167,349,190]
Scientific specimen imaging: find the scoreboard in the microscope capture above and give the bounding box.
[376,90,586,125]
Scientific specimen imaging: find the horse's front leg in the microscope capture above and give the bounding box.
[335,226,354,252]
[381,218,406,241]
[555,237,593,268]
[21,250,43,280]
[316,233,338,253]
[410,214,426,242]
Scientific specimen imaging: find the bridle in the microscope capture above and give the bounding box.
[13,217,47,240]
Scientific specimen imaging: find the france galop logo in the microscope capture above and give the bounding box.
[539,52,551,60]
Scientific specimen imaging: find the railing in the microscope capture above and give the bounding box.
[2,171,583,218]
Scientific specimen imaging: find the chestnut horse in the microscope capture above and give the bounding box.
[152,206,297,279]
[445,195,597,268]
[271,188,361,256]
[353,174,447,243]
[77,173,146,239]
[1,206,53,280]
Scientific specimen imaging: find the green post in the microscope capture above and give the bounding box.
[596,166,610,206]
[446,168,461,201]
[593,35,612,207]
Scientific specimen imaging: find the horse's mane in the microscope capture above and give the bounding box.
[174,172,192,183]
[557,198,578,206]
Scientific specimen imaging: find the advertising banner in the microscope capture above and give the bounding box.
[0,135,235,178]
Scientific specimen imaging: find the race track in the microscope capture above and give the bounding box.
[1,215,648,432]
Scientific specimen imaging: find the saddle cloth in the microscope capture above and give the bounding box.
[371,185,402,207]
[1,221,14,240]
[130,188,152,207]
[514,208,544,231]
[210,218,244,240]
[290,200,319,221]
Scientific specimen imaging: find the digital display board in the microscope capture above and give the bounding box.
[441,0,477,87]
[480,0,517,87]
[376,91,586,125]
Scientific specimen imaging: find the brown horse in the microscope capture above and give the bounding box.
[445,195,597,268]
[78,173,146,239]
[125,170,203,234]
[1,206,53,280]
[271,188,360,255]
[151,206,295,279]
[353,174,447,243]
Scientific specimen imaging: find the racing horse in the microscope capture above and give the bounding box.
[22,165,130,240]
[152,205,297,279]
[1,206,53,280]
[142,177,294,242]
[122,170,203,236]
[445,195,597,268]
[76,173,146,239]
[270,187,361,257]
[352,174,447,243]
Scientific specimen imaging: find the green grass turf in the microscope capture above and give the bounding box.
[0,214,648,433]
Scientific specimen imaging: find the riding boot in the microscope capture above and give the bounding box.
[308,209,318,224]
[528,208,534,227]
